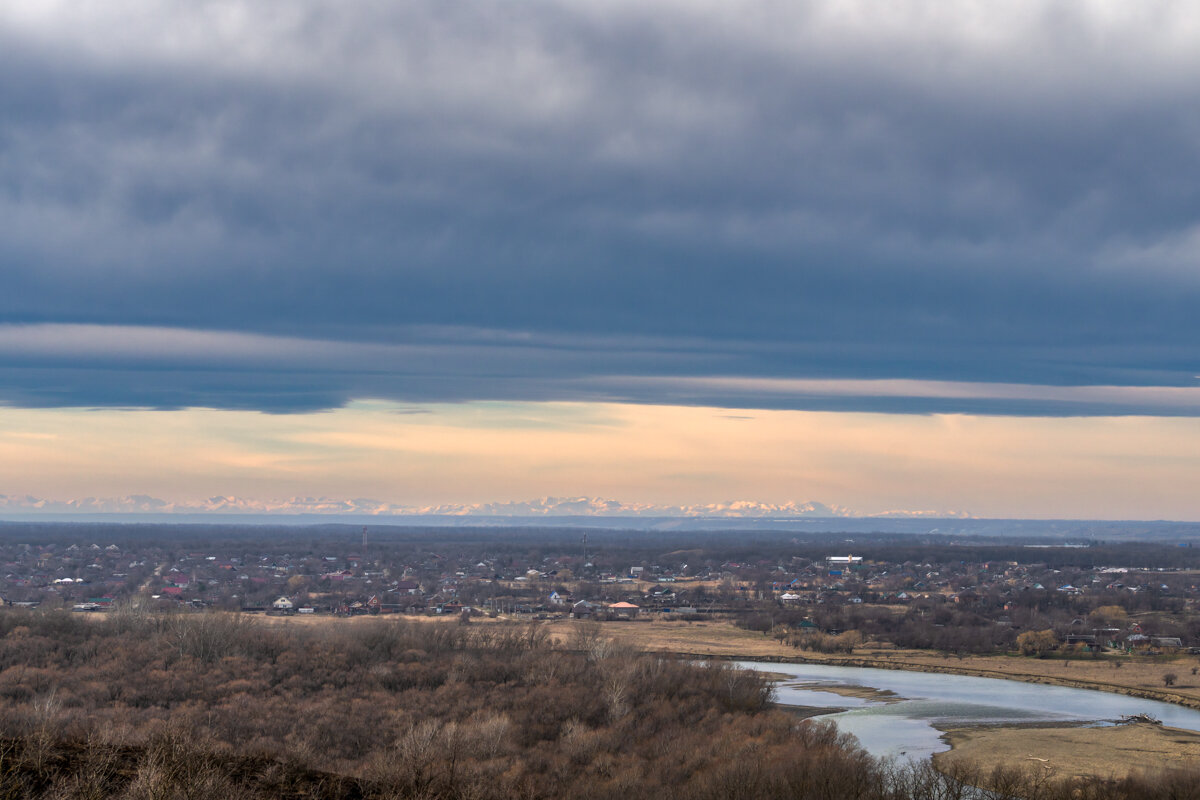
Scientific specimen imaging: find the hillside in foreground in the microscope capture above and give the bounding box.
[0,610,1198,798]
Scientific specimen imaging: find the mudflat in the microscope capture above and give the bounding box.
[782,681,902,703]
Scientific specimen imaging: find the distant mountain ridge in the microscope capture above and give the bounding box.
[0,493,970,519]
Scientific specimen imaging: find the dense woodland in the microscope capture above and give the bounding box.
[0,609,1194,799]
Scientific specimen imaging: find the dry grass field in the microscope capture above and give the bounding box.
[933,723,1200,781]
[547,617,803,658]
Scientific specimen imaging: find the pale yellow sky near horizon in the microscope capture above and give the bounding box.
[0,400,1198,520]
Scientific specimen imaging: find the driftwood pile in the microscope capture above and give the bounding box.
[1117,713,1163,725]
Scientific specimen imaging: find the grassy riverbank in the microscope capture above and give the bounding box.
[933,722,1200,781]
[578,618,1200,710]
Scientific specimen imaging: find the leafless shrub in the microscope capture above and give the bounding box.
[162,612,259,665]
[567,621,603,653]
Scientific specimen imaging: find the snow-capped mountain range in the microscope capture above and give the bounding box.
[0,493,970,519]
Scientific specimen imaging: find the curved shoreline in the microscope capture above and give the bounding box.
[661,650,1200,711]
[658,646,1200,780]
[744,654,1200,780]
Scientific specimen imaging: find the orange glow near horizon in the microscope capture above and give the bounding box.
[1,400,1200,519]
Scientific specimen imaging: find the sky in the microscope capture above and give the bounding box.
[2,1,1200,519]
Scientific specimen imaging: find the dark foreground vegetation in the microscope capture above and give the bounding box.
[0,612,1197,798]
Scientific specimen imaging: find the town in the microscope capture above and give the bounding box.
[3,522,1198,657]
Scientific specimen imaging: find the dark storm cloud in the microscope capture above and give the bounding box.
[2,1,1200,413]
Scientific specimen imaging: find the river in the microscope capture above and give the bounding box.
[733,660,1200,761]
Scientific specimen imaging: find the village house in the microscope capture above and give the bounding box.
[571,600,598,619]
[608,601,640,619]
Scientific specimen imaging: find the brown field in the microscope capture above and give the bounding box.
[933,723,1200,781]
[550,617,802,657]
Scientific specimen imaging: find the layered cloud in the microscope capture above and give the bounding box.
[3,324,1200,415]
[3,1,1200,414]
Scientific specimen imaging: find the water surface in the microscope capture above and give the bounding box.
[734,661,1200,761]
